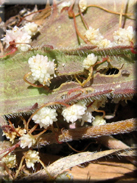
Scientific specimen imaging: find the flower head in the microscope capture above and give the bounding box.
[113,26,134,45]
[28,54,56,86]
[1,154,16,168]
[79,0,87,12]
[19,134,36,148]
[62,104,86,123]
[32,107,58,128]
[2,26,31,51]
[85,26,104,45]
[23,22,39,36]
[83,53,97,70]
[24,150,40,170]
[98,39,113,48]
[1,26,18,48]
[92,116,106,126]
[2,125,26,144]
[15,31,31,51]
[81,107,95,126]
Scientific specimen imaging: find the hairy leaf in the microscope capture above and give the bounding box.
[0,1,135,118]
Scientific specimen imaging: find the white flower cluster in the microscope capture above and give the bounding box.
[85,26,104,47]
[2,22,39,51]
[113,26,134,45]
[62,104,86,123]
[98,39,113,48]
[85,26,113,48]
[85,25,134,48]
[1,153,16,168]
[79,0,87,12]
[92,116,106,126]
[28,54,56,86]
[83,53,97,70]
[2,125,26,144]
[81,107,94,126]
[23,22,39,36]
[24,150,40,170]
[19,134,36,148]
[62,103,94,125]
[32,107,58,128]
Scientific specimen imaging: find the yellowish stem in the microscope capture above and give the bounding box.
[39,159,54,180]
[28,124,38,134]
[23,72,49,89]
[75,67,93,87]
[33,128,47,139]
[119,1,124,28]
[14,156,25,179]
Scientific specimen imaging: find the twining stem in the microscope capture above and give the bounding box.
[87,4,132,16]
[78,3,89,30]
[38,118,137,146]
[14,156,25,179]
[33,128,47,139]
[67,3,133,22]
[0,141,21,161]
[66,141,94,153]
[39,159,54,180]
[91,108,106,119]
[23,72,49,89]
[119,1,124,28]
[74,66,93,87]
[28,124,39,134]
[68,2,89,44]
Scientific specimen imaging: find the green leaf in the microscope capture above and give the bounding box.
[0,1,135,117]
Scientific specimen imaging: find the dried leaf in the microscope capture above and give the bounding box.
[18,148,136,182]
[68,158,136,181]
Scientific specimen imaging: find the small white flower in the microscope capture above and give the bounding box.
[90,101,99,111]
[83,53,97,70]
[92,116,106,126]
[1,26,19,48]
[79,0,87,12]
[19,134,36,148]
[23,22,39,36]
[24,150,40,170]
[85,26,104,45]
[15,31,31,51]
[113,26,134,45]
[62,104,86,123]
[81,107,95,126]
[2,125,26,144]
[2,26,31,51]
[28,54,56,86]
[1,154,16,168]
[32,107,58,128]
[98,39,113,48]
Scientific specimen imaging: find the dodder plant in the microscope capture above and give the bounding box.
[0,0,137,181]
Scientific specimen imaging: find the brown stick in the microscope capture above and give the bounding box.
[97,135,137,166]
[38,118,137,146]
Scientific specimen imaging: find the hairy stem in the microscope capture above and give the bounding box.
[38,118,137,146]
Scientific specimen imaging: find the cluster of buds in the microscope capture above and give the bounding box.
[85,26,134,48]
[28,54,56,86]
[1,22,39,51]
